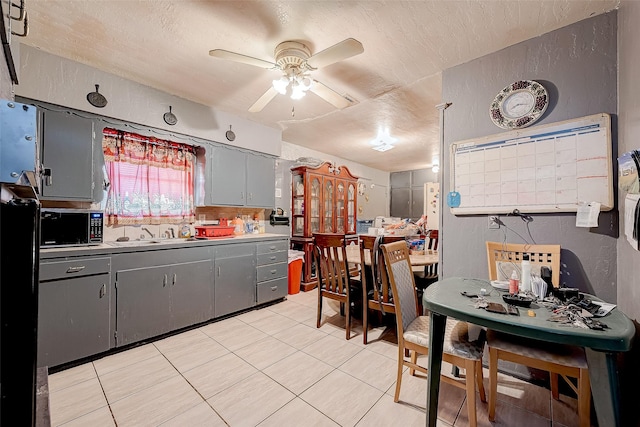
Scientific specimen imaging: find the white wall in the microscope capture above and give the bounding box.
[280,141,390,219]
[16,45,281,156]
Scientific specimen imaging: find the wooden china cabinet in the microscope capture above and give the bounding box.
[290,162,358,291]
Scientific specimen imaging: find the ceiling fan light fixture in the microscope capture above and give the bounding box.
[290,84,307,100]
[372,143,395,152]
[369,127,398,151]
[272,76,289,94]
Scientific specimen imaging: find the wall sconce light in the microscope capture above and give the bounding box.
[432,159,440,173]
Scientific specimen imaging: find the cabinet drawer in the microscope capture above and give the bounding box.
[256,262,287,282]
[257,250,287,266]
[40,257,111,281]
[257,277,287,304]
[256,240,288,255]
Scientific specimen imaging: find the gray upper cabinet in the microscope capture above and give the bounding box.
[390,168,432,220]
[210,145,246,206]
[209,145,275,207]
[246,153,275,207]
[40,109,95,201]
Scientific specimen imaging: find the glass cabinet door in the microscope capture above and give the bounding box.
[347,183,356,233]
[323,178,334,232]
[292,173,305,236]
[310,176,321,234]
[336,182,345,232]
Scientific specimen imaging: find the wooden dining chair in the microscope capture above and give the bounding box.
[359,234,406,344]
[382,240,486,427]
[485,241,591,427]
[313,233,359,340]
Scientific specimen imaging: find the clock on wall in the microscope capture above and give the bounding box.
[490,80,548,129]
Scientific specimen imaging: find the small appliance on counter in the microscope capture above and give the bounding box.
[40,209,104,247]
[270,208,290,226]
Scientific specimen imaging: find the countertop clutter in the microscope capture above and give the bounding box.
[40,233,288,259]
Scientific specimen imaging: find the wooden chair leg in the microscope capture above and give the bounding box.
[550,373,559,400]
[345,295,351,340]
[578,368,591,427]
[488,347,498,421]
[394,342,405,402]
[465,359,478,427]
[362,289,369,345]
[476,360,486,403]
[409,350,418,376]
[316,290,322,329]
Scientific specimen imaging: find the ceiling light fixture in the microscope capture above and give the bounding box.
[432,158,440,173]
[272,70,313,100]
[370,127,398,152]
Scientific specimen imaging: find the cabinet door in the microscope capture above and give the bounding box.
[115,266,172,346]
[411,186,425,220]
[38,273,111,367]
[390,171,411,188]
[308,175,322,235]
[335,179,346,232]
[169,259,213,330]
[322,177,335,232]
[214,245,256,317]
[390,187,411,219]
[246,153,275,207]
[210,145,246,205]
[40,109,94,200]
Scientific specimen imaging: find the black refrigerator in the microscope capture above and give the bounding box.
[0,100,39,425]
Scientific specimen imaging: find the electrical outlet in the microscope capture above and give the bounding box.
[488,215,500,229]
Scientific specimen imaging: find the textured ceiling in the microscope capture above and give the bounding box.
[23,0,619,172]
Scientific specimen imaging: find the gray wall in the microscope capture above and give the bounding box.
[441,12,618,302]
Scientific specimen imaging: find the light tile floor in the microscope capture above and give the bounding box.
[48,290,586,426]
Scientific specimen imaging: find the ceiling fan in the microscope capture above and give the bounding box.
[209,38,364,112]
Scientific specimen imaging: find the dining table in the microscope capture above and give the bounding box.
[422,277,635,427]
[344,243,439,267]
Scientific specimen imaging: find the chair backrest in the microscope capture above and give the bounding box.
[426,229,439,251]
[486,241,561,287]
[359,234,405,304]
[313,233,350,294]
[381,240,418,332]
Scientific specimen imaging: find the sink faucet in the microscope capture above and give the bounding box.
[141,227,154,238]
[165,227,175,239]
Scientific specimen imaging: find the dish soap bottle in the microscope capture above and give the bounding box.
[233,215,244,235]
[509,270,519,295]
[520,254,532,293]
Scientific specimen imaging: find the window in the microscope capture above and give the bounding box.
[102,128,196,225]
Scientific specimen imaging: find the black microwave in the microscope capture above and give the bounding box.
[40,209,104,247]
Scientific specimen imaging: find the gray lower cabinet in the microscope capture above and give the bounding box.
[256,240,288,304]
[38,256,112,367]
[113,247,214,346]
[214,243,256,317]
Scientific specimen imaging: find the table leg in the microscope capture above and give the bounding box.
[426,312,446,427]
[585,348,621,427]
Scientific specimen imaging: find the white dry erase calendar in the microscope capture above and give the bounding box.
[449,113,613,215]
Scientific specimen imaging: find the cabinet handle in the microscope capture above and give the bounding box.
[270,286,278,291]
[217,266,221,276]
[248,192,253,200]
[270,269,277,275]
[99,283,106,298]
[269,256,276,261]
[240,191,244,200]
[66,266,85,273]
[163,274,168,287]
[172,273,177,286]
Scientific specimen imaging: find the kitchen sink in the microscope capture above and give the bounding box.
[107,239,184,247]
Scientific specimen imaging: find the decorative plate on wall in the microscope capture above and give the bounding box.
[490,80,548,129]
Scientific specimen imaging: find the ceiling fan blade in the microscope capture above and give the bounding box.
[309,80,353,109]
[209,49,278,70]
[249,87,279,112]
[306,38,364,70]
